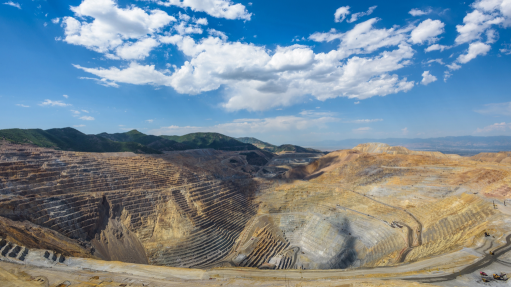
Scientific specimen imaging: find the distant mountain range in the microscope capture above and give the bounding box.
[98,130,258,152]
[311,136,511,156]
[3,128,510,156]
[0,128,315,156]
[0,128,258,154]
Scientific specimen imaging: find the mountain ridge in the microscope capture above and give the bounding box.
[97,130,192,151]
[236,137,323,153]
[159,132,258,151]
[0,128,260,154]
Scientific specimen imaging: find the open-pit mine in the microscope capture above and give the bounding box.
[1,141,511,286]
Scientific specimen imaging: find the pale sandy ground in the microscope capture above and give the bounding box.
[0,260,439,287]
[1,219,509,287]
[2,245,510,287]
[0,246,495,287]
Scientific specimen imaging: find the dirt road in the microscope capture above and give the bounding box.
[403,234,511,283]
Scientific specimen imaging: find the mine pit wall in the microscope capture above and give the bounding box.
[0,144,259,267]
[404,193,505,262]
[247,149,511,270]
[232,208,405,270]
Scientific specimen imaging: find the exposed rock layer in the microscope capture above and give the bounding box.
[0,143,257,267]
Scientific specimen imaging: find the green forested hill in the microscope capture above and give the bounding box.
[0,128,305,155]
[97,130,192,151]
[161,132,258,151]
[0,128,161,154]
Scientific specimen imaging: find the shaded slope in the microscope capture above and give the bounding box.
[273,144,323,153]
[282,149,361,180]
[239,151,269,166]
[162,132,258,151]
[0,128,161,154]
[237,137,322,153]
[237,137,276,150]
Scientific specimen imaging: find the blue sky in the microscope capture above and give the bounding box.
[1,0,511,145]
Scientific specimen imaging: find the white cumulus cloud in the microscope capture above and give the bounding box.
[476,122,511,133]
[69,2,511,111]
[79,77,120,88]
[346,119,383,123]
[62,0,175,59]
[3,1,20,9]
[79,116,95,121]
[457,41,491,63]
[154,0,251,20]
[409,8,432,16]
[410,19,445,44]
[16,104,29,108]
[486,28,499,43]
[444,71,452,82]
[425,58,444,65]
[39,99,71,107]
[173,21,204,35]
[500,47,511,54]
[149,114,339,136]
[347,6,377,23]
[455,0,510,45]
[195,18,208,25]
[446,62,461,70]
[424,44,450,52]
[74,62,171,86]
[334,6,350,23]
[77,20,416,111]
[309,18,413,53]
[421,71,437,85]
[114,37,160,60]
[208,28,228,40]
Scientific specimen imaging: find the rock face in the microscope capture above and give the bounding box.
[1,142,511,271]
